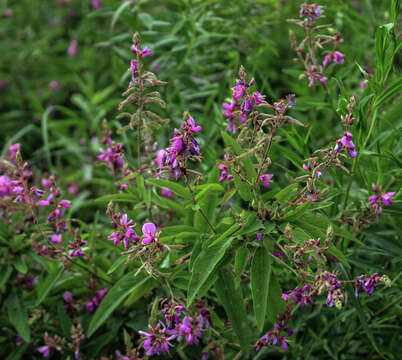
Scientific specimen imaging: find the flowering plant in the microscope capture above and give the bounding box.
[0,1,401,359]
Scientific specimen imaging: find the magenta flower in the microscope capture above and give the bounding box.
[63,291,72,303]
[252,91,263,104]
[185,116,202,133]
[51,234,62,244]
[130,59,137,83]
[161,187,174,198]
[68,40,78,56]
[332,51,344,64]
[323,54,332,67]
[142,222,156,245]
[334,132,357,158]
[287,93,296,107]
[49,81,60,91]
[130,44,151,57]
[381,192,396,206]
[259,174,274,188]
[177,316,202,345]
[91,0,103,9]
[320,76,327,88]
[38,345,51,358]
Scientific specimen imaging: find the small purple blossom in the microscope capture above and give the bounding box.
[91,0,103,9]
[334,132,357,158]
[68,40,78,56]
[131,44,151,57]
[142,222,156,245]
[259,174,274,188]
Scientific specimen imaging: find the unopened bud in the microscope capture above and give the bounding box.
[284,223,293,240]
[335,300,342,310]
[380,275,391,287]
[326,225,333,239]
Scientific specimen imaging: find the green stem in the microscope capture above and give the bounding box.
[343,107,378,209]
[184,174,217,234]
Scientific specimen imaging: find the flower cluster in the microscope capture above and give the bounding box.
[13,273,38,291]
[156,114,202,180]
[355,273,391,297]
[129,35,151,84]
[334,132,357,158]
[259,173,274,188]
[37,333,62,358]
[218,155,233,183]
[257,309,293,351]
[369,184,396,215]
[289,4,344,88]
[222,72,264,133]
[299,3,322,21]
[84,278,108,313]
[139,302,212,356]
[108,212,159,249]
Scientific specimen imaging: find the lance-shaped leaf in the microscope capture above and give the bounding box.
[87,273,149,337]
[251,246,271,331]
[6,289,30,342]
[215,268,250,356]
[187,236,233,306]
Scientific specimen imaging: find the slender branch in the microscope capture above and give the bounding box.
[184,174,217,234]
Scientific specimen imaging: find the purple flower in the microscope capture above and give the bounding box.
[139,322,176,356]
[381,192,396,206]
[68,40,78,56]
[320,76,327,88]
[185,116,202,133]
[332,51,344,64]
[130,44,151,57]
[91,0,103,9]
[38,345,51,358]
[161,187,174,198]
[256,227,265,241]
[287,93,296,107]
[259,174,274,188]
[177,317,201,345]
[198,307,212,329]
[253,91,264,104]
[130,59,137,83]
[49,81,60,91]
[142,222,156,245]
[51,234,62,244]
[323,54,332,67]
[334,132,357,158]
[3,9,13,18]
[63,291,72,303]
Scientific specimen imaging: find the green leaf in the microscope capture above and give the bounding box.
[111,1,131,29]
[35,264,63,306]
[274,183,298,202]
[58,302,72,340]
[0,266,13,288]
[124,277,156,306]
[251,246,271,331]
[87,273,149,337]
[215,268,250,356]
[266,272,286,323]
[147,179,191,199]
[95,193,137,203]
[221,131,257,181]
[187,236,234,306]
[234,246,249,276]
[233,173,253,201]
[374,78,402,108]
[6,290,30,342]
[107,255,128,275]
[194,183,224,202]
